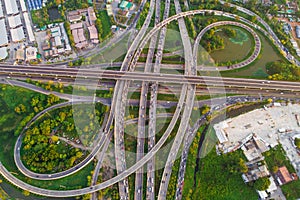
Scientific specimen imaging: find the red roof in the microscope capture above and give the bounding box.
[276,166,292,184]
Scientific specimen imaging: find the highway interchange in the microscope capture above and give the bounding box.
[1,1,300,199]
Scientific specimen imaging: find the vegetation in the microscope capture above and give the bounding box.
[64,0,89,10]
[21,103,108,173]
[166,159,181,199]
[295,138,300,149]
[201,27,225,53]
[229,0,299,60]
[136,2,150,29]
[223,27,237,38]
[0,85,96,193]
[0,84,62,136]
[253,177,271,191]
[31,7,51,28]
[182,126,206,198]
[31,0,67,28]
[266,61,300,81]
[0,186,10,200]
[281,180,300,200]
[95,10,113,42]
[186,149,257,200]
[64,22,75,48]
[263,144,296,174]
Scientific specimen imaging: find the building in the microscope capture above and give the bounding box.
[106,4,113,16]
[71,25,87,49]
[27,0,42,11]
[0,47,8,60]
[42,23,71,58]
[20,0,27,12]
[242,164,270,183]
[8,15,22,29]
[50,26,61,37]
[54,36,62,47]
[0,19,9,46]
[59,23,71,52]
[119,1,133,11]
[296,26,300,39]
[0,1,4,18]
[26,47,37,61]
[87,7,97,26]
[70,22,83,30]
[10,27,25,42]
[276,166,293,185]
[42,40,51,51]
[88,25,99,44]
[23,13,35,42]
[3,0,19,15]
[241,137,269,161]
[69,15,82,23]
[15,48,25,61]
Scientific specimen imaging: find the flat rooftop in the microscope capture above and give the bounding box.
[214,104,300,152]
[214,103,300,176]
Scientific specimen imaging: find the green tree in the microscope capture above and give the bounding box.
[272,166,279,173]
[295,138,300,149]
[254,177,271,191]
[239,158,248,173]
[22,190,30,196]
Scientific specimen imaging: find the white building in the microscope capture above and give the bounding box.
[23,13,35,42]
[0,1,4,18]
[0,19,8,46]
[0,47,8,60]
[19,0,27,12]
[8,15,22,29]
[10,27,25,42]
[26,46,37,61]
[3,0,19,15]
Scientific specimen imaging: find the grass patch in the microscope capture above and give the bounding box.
[98,10,112,40]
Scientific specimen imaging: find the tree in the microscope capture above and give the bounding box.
[272,166,279,173]
[295,138,300,149]
[239,158,248,173]
[22,190,30,196]
[250,15,257,23]
[254,177,271,191]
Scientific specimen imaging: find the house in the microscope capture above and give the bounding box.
[87,7,97,26]
[42,40,51,51]
[70,22,83,30]
[15,48,25,61]
[119,0,133,11]
[276,166,293,185]
[242,164,270,183]
[69,15,82,23]
[106,4,113,16]
[88,25,99,44]
[26,46,37,61]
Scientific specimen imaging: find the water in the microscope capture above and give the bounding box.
[209,28,252,64]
